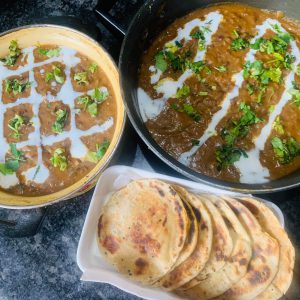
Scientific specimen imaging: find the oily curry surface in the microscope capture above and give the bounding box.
[138,3,300,184]
[0,42,117,196]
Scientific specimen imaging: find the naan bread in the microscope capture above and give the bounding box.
[173,199,199,268]
[214,197,280,300]
[240,197,295,300]
[155,186,213,290]
[177,196,252,299]
[97,179,188,284]
[181,195,233,289]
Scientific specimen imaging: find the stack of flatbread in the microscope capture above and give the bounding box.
[97,179,295,300]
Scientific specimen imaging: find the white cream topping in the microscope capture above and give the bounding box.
[0,46,113,188]
[139,11,223,122]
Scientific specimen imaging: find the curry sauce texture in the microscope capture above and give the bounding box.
[138,3,300,184]
[0,42,117,196]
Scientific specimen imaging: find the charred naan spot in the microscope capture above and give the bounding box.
[147,206,157,217]
[156,187,165,197]
[97,215,103,237]
[242,201,260,215]
[228,202,240,215]
[248,266,271,285]
[175,200,185,231]
[130,225,161,256]
[135,258,149,275]
[193,208,202,222]
[201,222,208,231]
[187,220,195,243]
[102,235,120,254]
[239,258,247,266]
[169,187,177,196]
[215,248,226,261]
[162,216,167,226]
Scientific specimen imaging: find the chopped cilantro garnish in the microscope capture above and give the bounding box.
[216,145,248,171]
[88,63,98,74]
[172,102,201,122]
[78,88,109,117]
[271,136,300,164]
[52,109,68,134]
[243,60,282,85]
[85,140,110,163]
[214,65,227,72]
[8,114,25,140]
[251,26,293,57]
[38,47,60,58]
[269,105,275,113]
[190,61,205,74]
[45,65,65,84]
[74,72,88,85]
[91,88,109,103]
[50,148,68,171]
[155,51,168,72]
[246,83,255,95]
[0,144,25,175]
[273,116,284,135]
[5,79,30,95]
[176,85,190,98]
[230,30,249,51]
[297,65,300,76]
[215,103,262,170]
[0,40,21,66]
[288,88,300,107]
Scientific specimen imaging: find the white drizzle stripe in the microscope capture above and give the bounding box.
[0,46,114,187]
[139,12,223,122]
[155,12,223,98]
[235,26,300,183]
[178,18,287,167]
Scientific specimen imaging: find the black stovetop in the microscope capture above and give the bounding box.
[0,0,299,299]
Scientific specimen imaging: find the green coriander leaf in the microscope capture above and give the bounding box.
[87,102,98,118]
[0,40,21,66]
[214,65,227,72]
[50,148,68,171]
[38,47,60,58]
[155,52,168,72]
[0,163,15,175]
[52,109,68,134]
[88,63,98,74]
[91,88,109,103]
[176,85,190,98]
[273,116,285,135]
[74,72,88,85]
[5,79,31,95]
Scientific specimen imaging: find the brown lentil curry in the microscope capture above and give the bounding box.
[0,42,117,196]
[138,3,300,184]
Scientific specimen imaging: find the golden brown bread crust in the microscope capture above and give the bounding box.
[213,197,280,300]
[97,179,189,284]
[156,186,213,291]
[239,197,295,299]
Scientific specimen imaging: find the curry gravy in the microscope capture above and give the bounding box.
[138,3,300,184]
[0,43,117,196]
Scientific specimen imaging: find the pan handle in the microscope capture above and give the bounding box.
[94,0,141,40]
[95,7,126,39]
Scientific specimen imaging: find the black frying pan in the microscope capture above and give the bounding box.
[96,0,300,194]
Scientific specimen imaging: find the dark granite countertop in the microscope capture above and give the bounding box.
[0,1,299,299]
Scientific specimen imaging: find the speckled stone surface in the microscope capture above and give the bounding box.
[0,1,300,299]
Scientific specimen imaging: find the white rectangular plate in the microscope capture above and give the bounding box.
[77,165,284,300]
